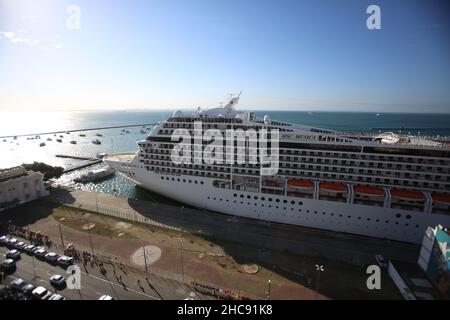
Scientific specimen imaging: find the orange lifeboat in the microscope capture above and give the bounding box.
[431,193,450,205]
[354,186,385,197]
[288,180,314,190]
[390,189,425,202]
[320,182,347,193]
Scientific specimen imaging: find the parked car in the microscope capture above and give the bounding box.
[23,244,37,255]
[49,274,66,288]
[57,255,74,267]
[6,238,18,248]
[14,241,27,250]
[98,295,114,300]
[6,249,21,260]
[0,235,8,246]
[48,293,66,300]
[1,258,16,273]
[34,248,48,259]
[44,252,60,264]
[10,278,27,292]
[31,286,52,300]
[21,284,36,297]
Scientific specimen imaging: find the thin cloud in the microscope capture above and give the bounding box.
[0,31,40,46]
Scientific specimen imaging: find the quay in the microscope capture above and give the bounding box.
[0,123,156,139]
[63,159,103,173]
[56,154,96,161]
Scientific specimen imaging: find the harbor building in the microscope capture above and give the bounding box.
[0,166,49,211]
[418,225,450,297]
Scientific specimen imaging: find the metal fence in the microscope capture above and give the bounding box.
[51,198,181,233]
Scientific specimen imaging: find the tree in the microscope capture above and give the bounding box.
[22,162,64,180]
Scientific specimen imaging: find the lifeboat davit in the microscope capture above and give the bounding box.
[354,186,385,197]
[431,193,450,205]
[288,180,314,190]
[390,189,425,202]
[320,182,347,193]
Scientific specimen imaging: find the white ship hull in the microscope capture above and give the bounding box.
[109,161,450,244]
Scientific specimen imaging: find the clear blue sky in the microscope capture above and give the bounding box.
[0,0,449,112]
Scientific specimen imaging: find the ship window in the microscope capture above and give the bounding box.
[261,197,265,201]
[269,198,273,202]
[276,199,280,203]
[233,194,237,197]
[395,214,401,218]
[247,195,251,199]
[240,195,244,198]
[406,215,411,219]
[160,176,164,180]
[291,201,295,205]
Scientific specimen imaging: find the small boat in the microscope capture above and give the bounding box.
[2,139,6,142]
[288,180,314,190]
[56,138,62,143]
[70,140,77,144]
[47,138,52,141]
[35,135,41,139]
[319,182,347,193]
[74,167,115,183]
[354,185,385,197]
[13,136,17,140]
[391,189,425,201]
[59,135,64,138]
[96,133,103,137]
[92,139,101,145]
[125,130,130,134]
[79,134,86,137]
[65,131,70,134]
[140,129,146,134]
[97,152,108,159]
[431,193,450,205]
[39,142,46,147]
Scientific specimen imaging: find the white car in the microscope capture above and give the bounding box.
[48,293,66,300]
[57,255,74,267]
[0,235,8,245]
[49,274,66,287]
[44,252,60,263]
[32,286,52,300]
[34,248,48,259]
[6,249,21,260]
[98,295,114,300]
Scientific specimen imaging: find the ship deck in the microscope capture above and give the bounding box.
[105,153,135,163]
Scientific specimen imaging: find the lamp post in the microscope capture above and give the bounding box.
[267,279,271,300]
[57,222,65,248]
[179,237,184,282]
[315,264,324,292]
[82,223,96,256]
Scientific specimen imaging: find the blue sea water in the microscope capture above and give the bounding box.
[1,110,450,200]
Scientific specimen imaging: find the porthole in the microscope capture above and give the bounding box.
[291,201,295,205]
[269,198,273,202]
[395,214,401,218]
[406,215,411,219]
[233,194,237,197]
[276,199,280,203]
[283,200,287,204]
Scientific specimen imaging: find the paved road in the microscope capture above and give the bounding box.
[0,245,199,300]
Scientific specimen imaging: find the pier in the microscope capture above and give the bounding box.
[63,159,103,173]
[0,123,156,139]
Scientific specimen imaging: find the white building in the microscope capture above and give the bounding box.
[0,166,49,211]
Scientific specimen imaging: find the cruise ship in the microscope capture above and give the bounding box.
[105,94,450,244]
